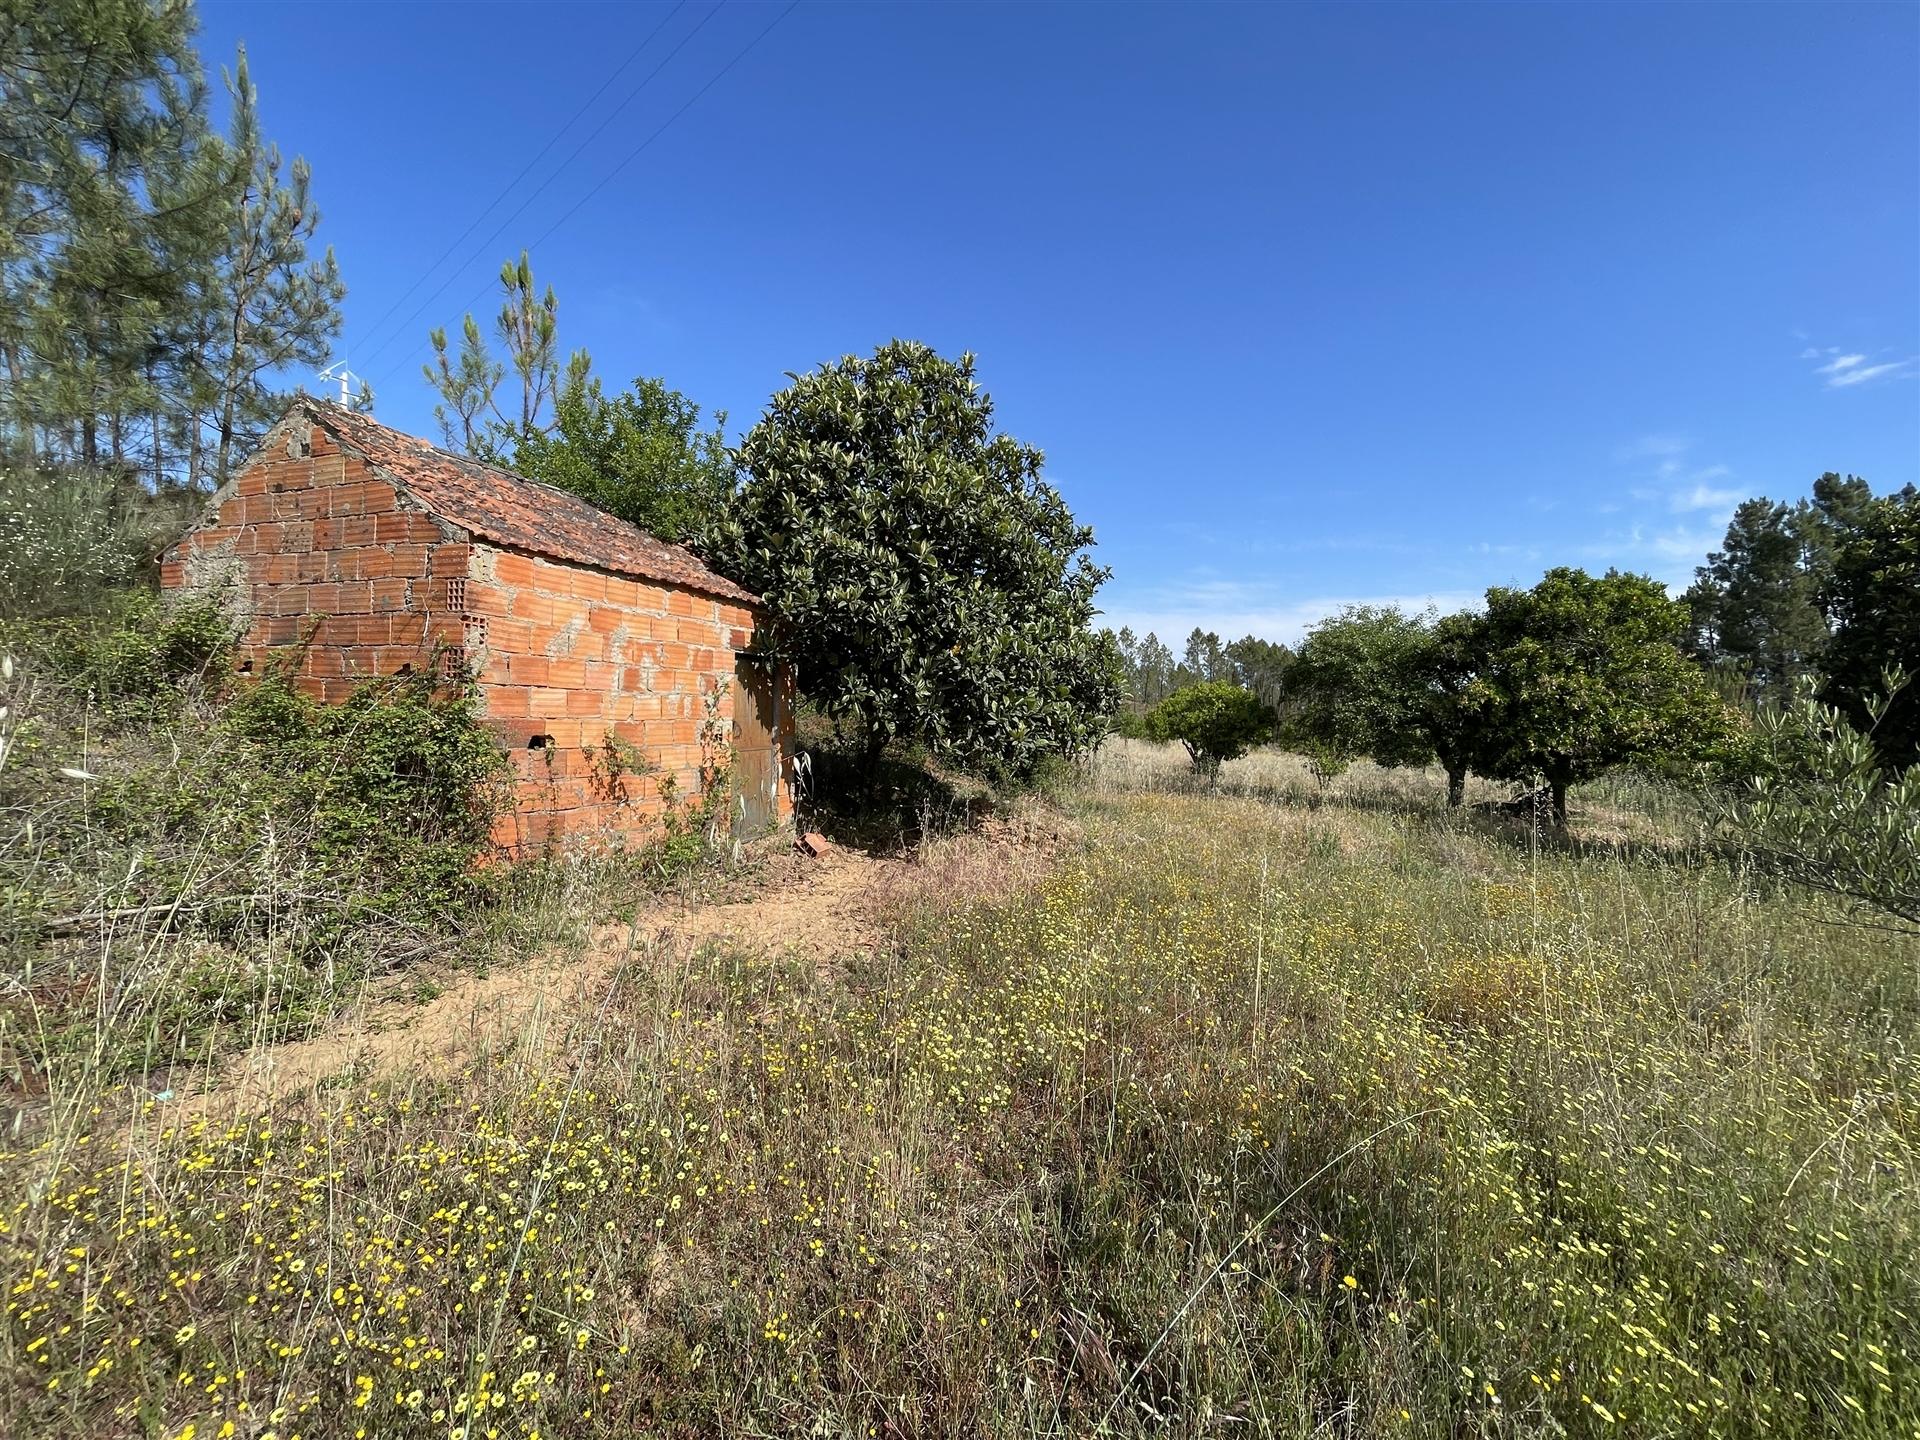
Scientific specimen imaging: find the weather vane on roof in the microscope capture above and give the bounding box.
[317,361,373,412]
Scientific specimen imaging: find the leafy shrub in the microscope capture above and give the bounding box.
[1722,673,1919,930]
[0,462,195,618]
[1145,681,1276,779]
[1,607,511,1082]
[222,660,512,914]
[0,589,240,719]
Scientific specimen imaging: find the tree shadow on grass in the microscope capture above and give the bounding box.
[794,740,995,855]
[1124,757,1717,872]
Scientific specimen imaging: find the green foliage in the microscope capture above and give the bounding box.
[0,462,195,616]
[1466,568,1736,826]
[0,0,342,486]
[1417,609,1488,806]
[423,256,731,544]
[1282,605,1436,774]
[426,250,588,456]
[20,589,240,717]
[1112,627,1290,716]
[192,47,345,483]
[507,372,733,544]
[1821,486,1920,767]
[714,340,1120,780]
[1684,496,1829,702]
[1145,681,1275,779]
[1723,674,1920,931]
[1,604,511,1082]
[221,662,510,911]
[1224,633,1291,711]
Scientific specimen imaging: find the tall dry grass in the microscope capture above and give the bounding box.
[2,741,1915,1437]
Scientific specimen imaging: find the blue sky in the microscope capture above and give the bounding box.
[198,0,1918,644]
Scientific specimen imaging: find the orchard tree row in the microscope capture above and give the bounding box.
[1119,475,1918,830]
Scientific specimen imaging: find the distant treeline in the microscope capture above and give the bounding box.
[1105,472,1919,829]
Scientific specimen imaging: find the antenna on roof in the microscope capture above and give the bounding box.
[318,361,370,411]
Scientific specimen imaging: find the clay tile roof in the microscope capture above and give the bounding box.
[303,398,759,606]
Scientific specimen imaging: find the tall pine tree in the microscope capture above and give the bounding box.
[0,0,343,486]
[1684,497,1828,702]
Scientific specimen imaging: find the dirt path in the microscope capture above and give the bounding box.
[187,812,1071,1117]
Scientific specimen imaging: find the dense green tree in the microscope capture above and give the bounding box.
[1821,488,1920,766]
[1145,681,1275,780]
[712,340,1119,778]
[1225,634,1291,711]
[1796,472,1880,601]
[1683,497,1828,702]
[1465,568,1734,827]
[507,372,732,545]
[1419,609,1488,808]
[1281,605,1435,776]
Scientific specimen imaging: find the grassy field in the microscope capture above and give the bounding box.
[3,743,1916,1437]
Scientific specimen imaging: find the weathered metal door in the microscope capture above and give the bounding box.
[732,654,780,836]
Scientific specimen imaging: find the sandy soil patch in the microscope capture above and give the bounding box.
[182,814,1073,1117]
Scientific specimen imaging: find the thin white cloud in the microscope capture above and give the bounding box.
[1801,341,1916,389]
[1828,359,1913,388]
[1102,578,1481,646]
[1614,433,1691,463]
[1671,482,1741,513]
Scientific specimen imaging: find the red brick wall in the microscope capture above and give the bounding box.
[159,421,465,698]
[160,419,793,855]
[462,544,794,852]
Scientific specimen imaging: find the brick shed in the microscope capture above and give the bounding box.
[159,399,794,853]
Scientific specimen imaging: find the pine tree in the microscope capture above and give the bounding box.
[188,47,344,488]
[0,0,213,466]
[425,251,586,456]
[425,314,504,453]
[1,1,343,485]
[1684,497,1827,702]
[1797,472,1879,604]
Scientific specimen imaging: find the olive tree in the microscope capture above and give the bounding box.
[712,341,1120,780]
[1722,674,1918,932]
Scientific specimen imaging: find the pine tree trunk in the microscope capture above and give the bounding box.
[1446,765,1466,808]
[1549,776,1570,830]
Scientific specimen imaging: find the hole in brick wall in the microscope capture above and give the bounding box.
[395,662,414,676]
[237,659,253,674]
[527,734,552,750]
